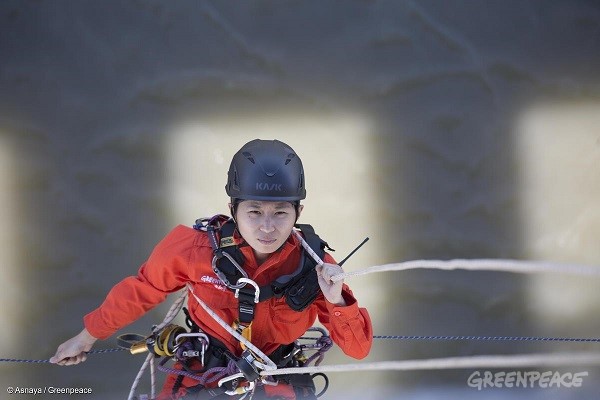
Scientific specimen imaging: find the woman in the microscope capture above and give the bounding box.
[51,139,373,399]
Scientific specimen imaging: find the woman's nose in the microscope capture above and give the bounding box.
[260,216,275,233]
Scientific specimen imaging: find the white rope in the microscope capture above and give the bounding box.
[150,355,156,400]
[127,352,155,400]
[127,289,188,400]
[293,230,324,266]
[293,231,599,280]
[186,283,277,370]
[261,352,600,377]
[331,259,600,282]
[153,289,188,333]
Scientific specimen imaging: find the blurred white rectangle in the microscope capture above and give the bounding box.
[517,102,600,330]
[0,134,20,353]
[517,102,600,264]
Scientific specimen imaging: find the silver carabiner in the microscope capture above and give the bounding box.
[261,376,279,387]
[218,372,243,386]
[175,332,210,366]
[234,278,260,303]
[211,253,249,290]
[225,380,255,396]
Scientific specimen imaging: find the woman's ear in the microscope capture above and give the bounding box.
[296,204,304,222]
[228,202,235,220]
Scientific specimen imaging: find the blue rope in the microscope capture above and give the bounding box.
[0,347,127,364]
[374,335,600,343]
[3,336,600,363]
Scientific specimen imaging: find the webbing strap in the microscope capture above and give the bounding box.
[237,287,257,325]
[213,220,246,284]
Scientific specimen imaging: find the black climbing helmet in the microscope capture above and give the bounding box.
[226,139,306,202]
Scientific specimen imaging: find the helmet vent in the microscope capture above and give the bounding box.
[232,167,240,190]
[284,153,296,165]
[242,151,255,164]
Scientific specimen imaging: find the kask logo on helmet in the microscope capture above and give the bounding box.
[256,182,283,192]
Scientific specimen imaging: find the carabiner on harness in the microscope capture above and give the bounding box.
[234,278,260,303]
[118,324,189,358]
[234,278,261,327]
[218,372,256,397]
[211,251,248,290]
[174,332,210,366]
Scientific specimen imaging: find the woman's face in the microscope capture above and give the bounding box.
[234,200,302,263]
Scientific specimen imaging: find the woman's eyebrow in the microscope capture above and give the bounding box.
[244,201,292,210]
[274,202,293,209]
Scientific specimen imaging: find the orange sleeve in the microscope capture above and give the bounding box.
[315,253,373,359]
[83,225,198,340]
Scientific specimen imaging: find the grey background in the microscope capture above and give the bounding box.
[1,1,600,399]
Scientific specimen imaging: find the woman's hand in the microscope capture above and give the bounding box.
[316,263,346,306]
[50,328,97,366]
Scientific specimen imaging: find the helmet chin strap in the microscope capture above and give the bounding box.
[229,201,237,222]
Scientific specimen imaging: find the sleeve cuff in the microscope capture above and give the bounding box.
[83,310,115,340]
[326,291,360,321]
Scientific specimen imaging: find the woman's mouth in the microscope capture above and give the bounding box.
[258,238,277,245]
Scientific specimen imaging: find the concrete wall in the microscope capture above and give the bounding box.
[1,1,600,398]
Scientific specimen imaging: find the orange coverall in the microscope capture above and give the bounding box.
[84,224,373,398]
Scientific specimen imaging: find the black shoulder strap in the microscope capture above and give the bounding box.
[294,223,333,256]
[279,224,333,311]
[200,217,246,288]
[199,217,257,325]
[216,219,246,285]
